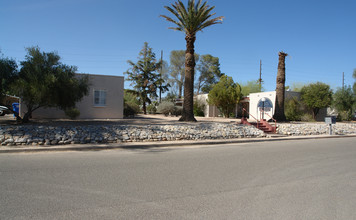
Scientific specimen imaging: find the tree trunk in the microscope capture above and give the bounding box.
[273,52,288,121]
[178,70,184,98]
[178,82,183,98]
[179,35,197,122]
[142,99,147,114]
[313,108,319,120]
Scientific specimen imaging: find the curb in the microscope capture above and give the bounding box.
[1,134,356,154]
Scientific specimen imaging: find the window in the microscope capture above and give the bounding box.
[94,90,106,106]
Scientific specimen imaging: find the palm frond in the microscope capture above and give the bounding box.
[161,0,224,36]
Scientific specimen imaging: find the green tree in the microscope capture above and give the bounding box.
[207,75,242,118]
[157,60,170,103]
[273,51,288,121]
[125,42,161,114]
[163,92,178,103]
[333,86,355,120]
[289,82,306,92]
[169,50,199,98]
[300,82,333,120]
[241,80,263,96]
[169,50,185,98]
[161,0,224,122]
[12,47,89,123]
[0,54,18,105]
[353,69,356,95]
[195,54,223,94]
[124,89,140,117]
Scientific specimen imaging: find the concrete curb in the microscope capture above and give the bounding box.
[1,134,356,154]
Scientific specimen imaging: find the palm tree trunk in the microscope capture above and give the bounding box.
[273,52,287,121]
[179,35,197,122]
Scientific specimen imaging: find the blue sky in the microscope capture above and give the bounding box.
[1,0,355,92]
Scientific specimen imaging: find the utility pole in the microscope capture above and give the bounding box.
[258,60,262,92]
[159,50,163,103]
[342,72,345,90]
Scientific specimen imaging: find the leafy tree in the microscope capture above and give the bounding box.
[124,89,140,117]
[125,42,161,114]
[241,80,263,96]
[289,82,306,92]
[195,54,223,94]
[273,51,288,121]
[353,69,356,95]
[156,60,170,103]
[163,92,178,103]
[169,50,199,98]
[0,54,18,105]
[12,47,89,123]
[208,75,242,118]
[333,86,355,120]
[161,0,224,122]
[169,50,185,98]
[300,82,333,120]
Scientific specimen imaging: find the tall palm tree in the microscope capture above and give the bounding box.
[161,0,223,121]
[273,51,288,121]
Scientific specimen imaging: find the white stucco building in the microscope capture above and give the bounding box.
[249,91,327,121]
[248,91,299,120]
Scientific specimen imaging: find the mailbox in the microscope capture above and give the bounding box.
[325,116,336,125]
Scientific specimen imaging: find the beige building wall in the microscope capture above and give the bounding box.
[19,74,124,119]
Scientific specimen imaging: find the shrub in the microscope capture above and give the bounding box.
[65,108,80,120]
[157,101,175,116]
[147,103,157,114]
[193,101,205,117]
[337,110,352,121]
[285,97,303,121]
[124,102,140,117]
[301,113,315,122]
[173,106,183,116]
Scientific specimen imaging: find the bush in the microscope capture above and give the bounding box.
[301,113,315,122]
[157,101,175,116]
[193,101,205,117]
[173,106,183,116]
[124,102,140,117]
[147,103,157,114]
[285,97,303,121]
[65,108,80,120]
[337,110,352,121]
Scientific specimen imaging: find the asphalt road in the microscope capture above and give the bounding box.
[1,137,356,219]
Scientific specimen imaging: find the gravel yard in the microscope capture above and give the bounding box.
[1,114,355,147]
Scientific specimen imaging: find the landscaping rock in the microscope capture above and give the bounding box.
[0,122,355,147]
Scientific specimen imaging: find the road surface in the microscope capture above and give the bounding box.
[1,137,356,219]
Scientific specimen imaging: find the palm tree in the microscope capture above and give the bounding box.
[273,51,288,121]
[161,0,223,121]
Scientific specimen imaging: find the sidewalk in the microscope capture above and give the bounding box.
[1,133,355,154]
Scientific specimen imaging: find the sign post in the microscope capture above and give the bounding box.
[325,116,336,135]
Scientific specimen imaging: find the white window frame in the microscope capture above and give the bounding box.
[93,89,107,107]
